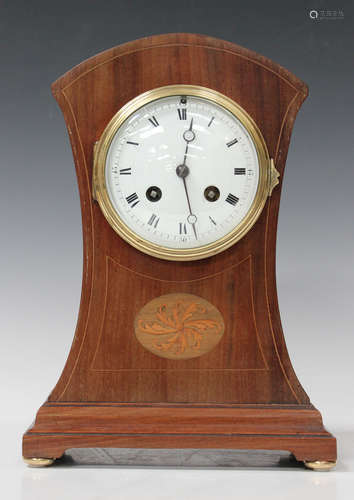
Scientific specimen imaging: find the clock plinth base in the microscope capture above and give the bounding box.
[22,402,336,468]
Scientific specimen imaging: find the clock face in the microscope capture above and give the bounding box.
[94,86,271,260]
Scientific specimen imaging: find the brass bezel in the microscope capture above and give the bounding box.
[93,85,274,261]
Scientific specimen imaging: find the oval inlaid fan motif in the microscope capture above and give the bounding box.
[135,293,225,360]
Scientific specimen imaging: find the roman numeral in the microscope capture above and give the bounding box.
[208,116,215,127]
[119,167,132,175]
[148,214,160,228]
[177,108,187,120]
[148,116,159,127]
[126,141,139,146]
[225,193,239,206]
[209,216,217,226]
[179,222,187,234]
[234,168,246,175]
[227,138,238,147]
[126,192,140,207]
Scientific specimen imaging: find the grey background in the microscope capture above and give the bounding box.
[1,0,353,466]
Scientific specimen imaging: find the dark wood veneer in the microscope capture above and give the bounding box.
[23,33,336,465]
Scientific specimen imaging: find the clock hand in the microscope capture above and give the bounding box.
[182,117,195,165]
[183,178,198,241]
[176,165,198,240]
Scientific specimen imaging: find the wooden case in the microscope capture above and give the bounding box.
[23,33,336,465]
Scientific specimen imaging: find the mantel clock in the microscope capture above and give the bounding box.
[23,34,336,471]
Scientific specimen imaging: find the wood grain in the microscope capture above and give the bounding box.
[23,33,336,464]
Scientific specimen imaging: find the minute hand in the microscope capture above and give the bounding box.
[182,177,197,240]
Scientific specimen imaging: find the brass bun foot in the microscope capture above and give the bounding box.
[23,457,55,467]
[304,460,337,471]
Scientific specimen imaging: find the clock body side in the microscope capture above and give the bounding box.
[23,34,336,464]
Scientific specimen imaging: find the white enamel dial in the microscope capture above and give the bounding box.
[104,93,261,252]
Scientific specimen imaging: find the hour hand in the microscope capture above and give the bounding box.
[183,117,195,144]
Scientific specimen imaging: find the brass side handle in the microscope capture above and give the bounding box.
[269,158,280,196]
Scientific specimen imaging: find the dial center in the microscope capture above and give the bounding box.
[176,164,190,178]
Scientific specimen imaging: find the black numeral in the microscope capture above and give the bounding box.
[148,116,159,127]
[225,193,239,206]
[179,222,187,234]
[126,192,140,208]
[227,138,238,147]
[148,214,160,228]
[119,167,132,175]
[126,141,139,146]
[209,216,217,226]
[234,168,246,175]
[177,108,187,120]
[208,116,215,127]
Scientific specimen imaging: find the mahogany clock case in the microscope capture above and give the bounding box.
[22,33,336,466]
